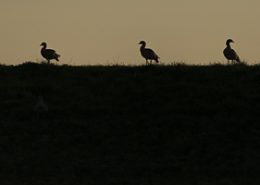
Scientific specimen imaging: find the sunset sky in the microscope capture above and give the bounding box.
[1,0,260,65]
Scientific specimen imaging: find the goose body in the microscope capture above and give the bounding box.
[139,41,159,65]
[40,42,60,64]
[223,39,240,63]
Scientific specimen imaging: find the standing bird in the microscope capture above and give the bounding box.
[40,42,60,64]
[139,41,159,65]
[223,39,241,64]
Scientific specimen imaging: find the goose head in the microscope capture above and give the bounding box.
[226,39,234,46]
[40,42,47,47]
[139,41,146,46]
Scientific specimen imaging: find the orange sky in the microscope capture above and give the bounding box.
[1,0,260,65]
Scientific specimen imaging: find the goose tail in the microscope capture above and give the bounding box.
[236,56,241,63]
[55,53,60,61]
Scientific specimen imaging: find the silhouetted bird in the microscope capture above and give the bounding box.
[139,41,159,65]
[40,42,60,64]
[223,39,241,64]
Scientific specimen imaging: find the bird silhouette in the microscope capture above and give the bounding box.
[40,42,60,64]
[223,39,240,64]
[139,41,159,65]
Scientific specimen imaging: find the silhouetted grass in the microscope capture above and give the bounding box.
[1,62,260,184]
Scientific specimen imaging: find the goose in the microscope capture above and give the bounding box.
[139,41,159,65]
[223,39,240,64]
[40,42,60,64]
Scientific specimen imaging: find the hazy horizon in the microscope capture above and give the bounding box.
[1,0,260,65]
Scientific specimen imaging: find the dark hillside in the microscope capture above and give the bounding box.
[1,62,260,184]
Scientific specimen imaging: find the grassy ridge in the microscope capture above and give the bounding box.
[1,62,260,184]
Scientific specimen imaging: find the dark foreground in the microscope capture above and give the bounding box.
[1,62,260,184]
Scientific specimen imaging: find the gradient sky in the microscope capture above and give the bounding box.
[1,0,260,65]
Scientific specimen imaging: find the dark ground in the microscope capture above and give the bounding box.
[1,62,260,184]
